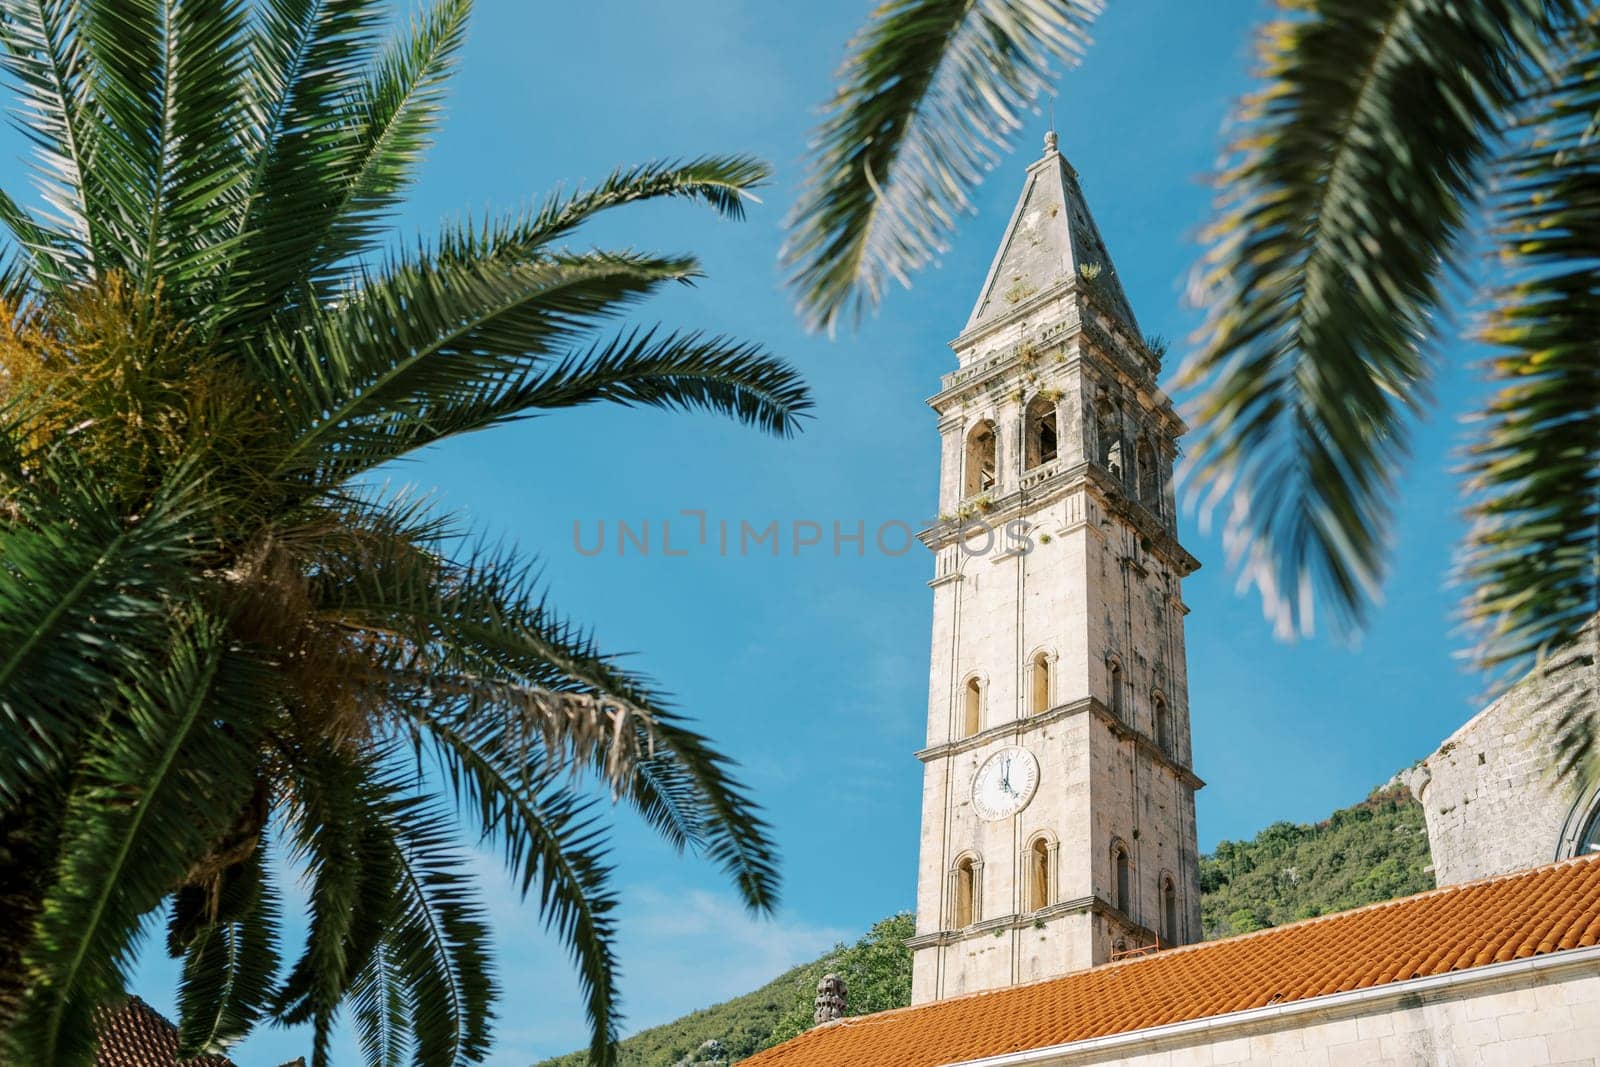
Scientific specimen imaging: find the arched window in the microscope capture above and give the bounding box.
[1161,876,1178,945]
[1155,695,1172,756]
[953,856,979,927]
[1096,400,1122,478]
[1582,806,1600,854]
[964,420,997,497]
[1030,652,1051,715]
[1024,397,1058,468]
[1027,836,1052,911]
[1136,438,1158,509]
[1112,842,1130,914]
[1108,660,1123,720]
[961,677,982,738]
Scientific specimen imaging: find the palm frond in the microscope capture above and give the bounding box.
[406,719,618,1066]
[0,0,100,267]
[257,248,699,478]
[1178,0,1574,641]
[0,458,206,801]
[80,0,253,295]
[347,940,411,1067]
[366,775,495,1067]
[270,747,380,1054]
[208,0,384,333]
[172,848,283,1057]
[1464,19,1600,711]
[329,325,810,466]
[306,0,470,291]
[436,156,772,267]
[0,181,82,288]
[11,616,270,1067]
[784,0,1101,332]
[317,532,781,915]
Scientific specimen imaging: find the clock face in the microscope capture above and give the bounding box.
[970,746,1040,821]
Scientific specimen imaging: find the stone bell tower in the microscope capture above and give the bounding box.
[907,132,1203,1004]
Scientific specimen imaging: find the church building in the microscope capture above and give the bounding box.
[745,135,1600,1067]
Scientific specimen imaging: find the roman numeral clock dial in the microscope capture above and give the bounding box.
[971,746,1040,821]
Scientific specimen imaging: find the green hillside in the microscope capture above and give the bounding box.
[534,785,1432,1066]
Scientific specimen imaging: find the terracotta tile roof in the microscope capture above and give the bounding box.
[744,854,1600,1067]
[93,996,237,1067]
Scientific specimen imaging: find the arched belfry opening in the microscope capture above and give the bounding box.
[1112,841,1131,914]
[1024,397,1058,468]
[1161,875,1178,945]
[1026,835,1055,911]
[952,855,980,927]
[964,420,997,497]
[961,677,982,738]
[1096,399,1122,478]
[1155,695,1172,756]
[1136,437,1158,510]
[1030,651,1051,715]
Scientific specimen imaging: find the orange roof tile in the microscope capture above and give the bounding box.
[744,854,1600,1067]
[93,997,237,1067]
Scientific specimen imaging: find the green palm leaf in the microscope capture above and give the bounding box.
[0,459,207,801]
[347,939,411,1067]
[784,0,1101,332]
[305,0,470,293]
[11,616,271,1067]
[207,0,385,333]
[0,0,101,269]
[412,722,619,1067]
[367,779,494,1067]
[258,249,698,477]
[172,849,283,1056]
[80,0,253,290]
[1178,0,1575,640]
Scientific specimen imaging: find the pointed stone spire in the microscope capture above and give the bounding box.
[962,132,1138,337]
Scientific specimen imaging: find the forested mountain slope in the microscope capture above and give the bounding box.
[534,785,1432,1066]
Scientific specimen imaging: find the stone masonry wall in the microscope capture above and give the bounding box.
[1403,634,1599,886]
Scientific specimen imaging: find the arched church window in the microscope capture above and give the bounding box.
[961,677,982,738]
[1112,842,1130,914]
[1581,801,1600,855]
[1161,876,1178,945]
[1136,438,1159,512]
[954,855,979,927]
[1155,695,1172,756]
[1108,660,1123,720]
[965,420,997,497]
[1027,836,1053,911]
[1024,397,1058,468]
[1030,652,1051,715]
[1096,399,1122,478]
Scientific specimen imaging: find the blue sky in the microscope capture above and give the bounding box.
[24,0,1498,1062]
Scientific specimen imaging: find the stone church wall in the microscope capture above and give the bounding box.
[1402,633,1599,886]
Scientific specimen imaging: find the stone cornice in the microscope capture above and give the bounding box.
[915,697,1204,791]
[904,897,1163,951]
[916,467,1199,577]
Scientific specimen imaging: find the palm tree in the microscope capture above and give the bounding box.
[789,0,1598,752]
[0,2,809,1065]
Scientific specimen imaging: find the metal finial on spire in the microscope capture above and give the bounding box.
[1044,129,1058,155]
